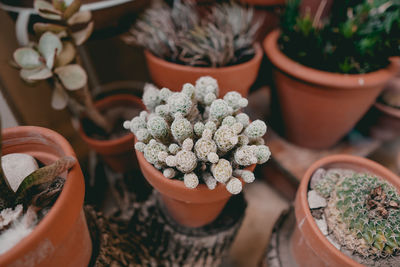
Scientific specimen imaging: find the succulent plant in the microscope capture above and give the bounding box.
[123,1,262,68]
[124,76,270,195]
[316,173,400,257]
[11,0,112,133]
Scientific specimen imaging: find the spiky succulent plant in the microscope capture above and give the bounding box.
[11,0,112,133]
[316,173,400,257]
[124,76,271,194]
[123,0,262,68]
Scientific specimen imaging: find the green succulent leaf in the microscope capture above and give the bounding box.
[71,21,94,46]
[34,0,62,20]
[67,10,92,25]
[55,41,76,67]
[13,48,42,70]
[54,64,87,90]
[51,83,69,110]
[38,32,63,69]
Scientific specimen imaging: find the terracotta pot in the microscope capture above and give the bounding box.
[135,139,256,227]
[0,126,91,267]
[292,154,400,267]
[264,30,398,149]
[144,44,263,97]
[79,94,144,173]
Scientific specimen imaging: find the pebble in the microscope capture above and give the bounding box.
[310,168,326,189]
[308,190,327,209]
[315,215,328,235]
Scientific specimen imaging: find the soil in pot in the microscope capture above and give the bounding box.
[306,167,400,266]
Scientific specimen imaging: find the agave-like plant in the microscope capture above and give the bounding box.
[12,0,112,132]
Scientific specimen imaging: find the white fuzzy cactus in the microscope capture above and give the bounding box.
[125,76,271,194]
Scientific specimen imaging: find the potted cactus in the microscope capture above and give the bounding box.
[292,155,400,266]
[124,76,271,227]
[123,0,263,97]
[263,0,399,149]
[11,0,144,172]
[0,119,91,265]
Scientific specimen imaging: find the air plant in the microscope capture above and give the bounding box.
[123,0,262,68]
[11,0,112,133]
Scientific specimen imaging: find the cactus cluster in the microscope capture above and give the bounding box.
[124,76,271,194]
[315,172,400,258]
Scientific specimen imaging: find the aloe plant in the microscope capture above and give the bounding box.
[12,0,112,133]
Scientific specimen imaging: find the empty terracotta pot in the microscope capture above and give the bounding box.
[292,155,400,267]
[1,126,91,267]
[144,44,263,97]
[135,139,256,228]
[264,30,398,149]
[79,94,144,173]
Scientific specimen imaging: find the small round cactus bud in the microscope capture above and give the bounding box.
[143,139,167,164]
[167,92,192,116]
[154,163,163,169]
[235,113,250,127]
[163,168,176,179]
[251,137,265,146]
[222,116,236,126]
[245,120,267,139]
[234,169,255,183]
[204,92,216,106]
[139,111,148,120]
[123,120,131,130]
[182,138,194,151]
[147,116,170,141]
[226,177,242,194]
[194,129,218,162]
[158,151,169,162]
[223,91,248,112]
[255,145,271,164]
[175,149,197,173]
[165,155,177,167]
[134,142,146,153]
[171,113,193,143]
[202,172,217,190]
[214,125,239,153]
[184,173,199,189]
[143,83,161,111]
[194,122,205,137]
[232,122,244,134]
[168,143,180,155]
[209,99,233,121]
[182,83,195,98]
[124,116,146,134]
[135,128,150,143]
[195,76,219,104]
[211,159,233,183]
[234,146,258,166]
[155,105,170,118]
[160,87,172,101]
[207,152,219,164]
[205,121,217,133]
[238,135,249,146]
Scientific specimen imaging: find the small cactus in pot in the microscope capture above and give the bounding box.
[124,76,271,196]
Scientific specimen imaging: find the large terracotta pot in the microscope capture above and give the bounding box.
[135,139,256,228]
[79,94,145,173]
[264,30,398,149]
[144,44,263,97]
[0,126,91,267]
[292,155,400,267]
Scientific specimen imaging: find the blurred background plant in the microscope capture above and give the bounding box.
[123,0,262,68]
[280,0,400,74]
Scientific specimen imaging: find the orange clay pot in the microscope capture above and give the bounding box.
[292,155,400,267]
[144,44,263,97]
[79,94,145,173]
[0,126,91,267]
[264,30,398,149]
[135,138,256,228]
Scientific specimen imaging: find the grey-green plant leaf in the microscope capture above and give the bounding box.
[63,0,82,20]
[54,64,87,90]
[67,10,92,25]
[71,21,94,46]
[34,0,62,20]
[13,48,42,70]
[33,23,67,36]
[55,41,76,67]
[38,32,63,69]
[51,84,69,110]
[20,67,52,81]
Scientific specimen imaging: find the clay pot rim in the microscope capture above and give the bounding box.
[264,29,398,89]
[135,137,256,203]
[144,43,263,74]
[0,126,83,262]
[374,102,400,119]
[297,154,400,266]
[79,94,144,148]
